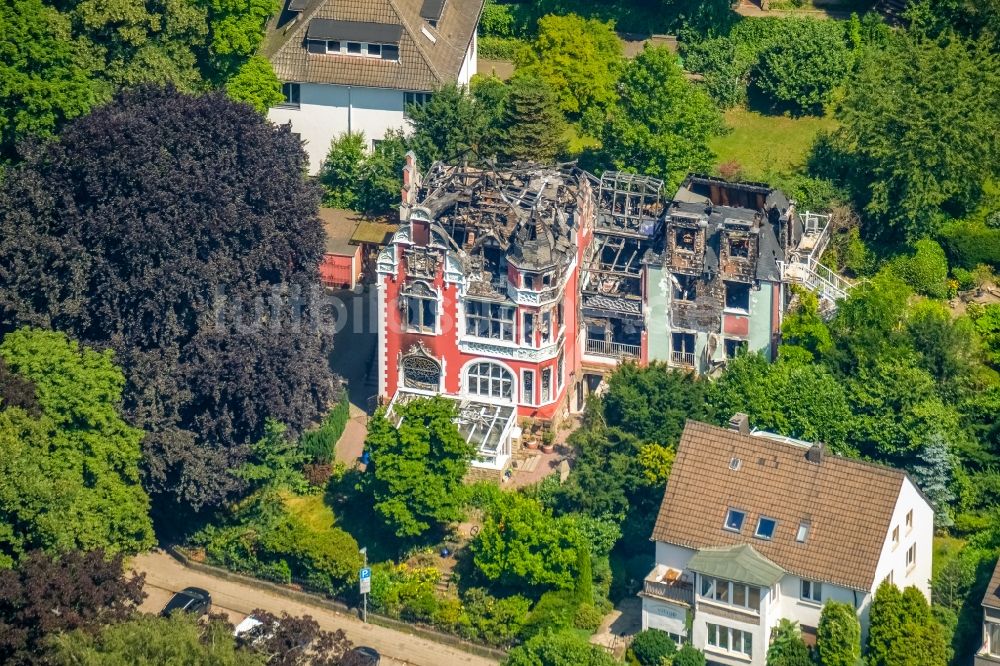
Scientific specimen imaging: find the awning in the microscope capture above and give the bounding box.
[686,544,785,587]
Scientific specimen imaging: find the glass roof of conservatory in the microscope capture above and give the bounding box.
[387,390,517,459]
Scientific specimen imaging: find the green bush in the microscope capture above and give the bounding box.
[367,563,441,621]
[889,239,950,299]
[630,629,677,666]
[520,590,578,639]
[300,392,350,464]
[939,219,1000,269]
[573,603,604,632]
[752,27,851,113]
[672,644,707,666]
[478,36,527,60]
[462,588,532,647]
[479,0,515,38]
[683,18,852,110]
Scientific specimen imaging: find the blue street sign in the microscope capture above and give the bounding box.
[360,567,371,580]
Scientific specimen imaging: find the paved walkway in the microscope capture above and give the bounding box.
[132,550,498,666]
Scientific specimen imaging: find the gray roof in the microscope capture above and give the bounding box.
[306,19,404,43]
[687,544,785,587]
[265,0,484,92]
[420,0,446,19]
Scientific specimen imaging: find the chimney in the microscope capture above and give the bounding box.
[401,151,420,208]
[806,442,825,465]
[728,413,749,435]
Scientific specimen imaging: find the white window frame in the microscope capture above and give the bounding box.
[706,623,753,659]
[755,516,777,540]
[325,40,341,54]
[905,509,913,533]
[796,521,810,543]
[464,300,515,342]
[700,576,760,612]
[892,525,899,549]
[800,579,822,604]
[465,361,514,402]
[521,369,536,406]
[346,41,363,55]
[906,543,916,570]
[557,350,564,390]
[402,281,438,334]
[724,508,745,533]
[541,367,552,403]
[366,43,382,57]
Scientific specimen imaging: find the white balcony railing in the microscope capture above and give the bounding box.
[671,350,695,367]
[586,339,641,360]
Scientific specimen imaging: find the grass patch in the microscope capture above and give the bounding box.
[708,108,837,181]
[283,492,337,533]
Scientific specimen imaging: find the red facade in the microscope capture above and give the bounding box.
[377,159,594,423]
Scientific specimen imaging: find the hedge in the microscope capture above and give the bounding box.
[300,391,350,464]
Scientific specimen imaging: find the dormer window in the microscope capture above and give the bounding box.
[724,508,745,533]
[305,20,402,61]
[796,521,810,543]
[755,517,777,540]
[347,42,362,54]
[367,43,381,57]
[325,40,340,54]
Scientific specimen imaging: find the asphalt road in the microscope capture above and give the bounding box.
[133,551,498,666]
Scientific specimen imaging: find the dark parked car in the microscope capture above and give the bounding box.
[342,646,380,665]
[160,587,212,617]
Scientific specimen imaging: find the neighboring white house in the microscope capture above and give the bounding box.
[641,416,934,666]
[976,560,1000,665]
[264,0,484,173]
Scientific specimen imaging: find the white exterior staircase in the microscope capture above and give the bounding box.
[780,211,857,312]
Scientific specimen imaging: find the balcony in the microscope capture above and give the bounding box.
[586,338,641,360]
[642,566,693,606]
[670,350,695,367]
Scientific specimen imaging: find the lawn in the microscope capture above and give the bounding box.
[283,492,338,533]
[708,108,838,181]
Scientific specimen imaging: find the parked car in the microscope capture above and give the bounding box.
[160,587,212,616]
[342,646,380,665]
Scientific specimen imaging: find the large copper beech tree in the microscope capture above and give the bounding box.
[0,86,336,515]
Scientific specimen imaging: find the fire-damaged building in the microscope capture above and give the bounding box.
[375,156,849,470]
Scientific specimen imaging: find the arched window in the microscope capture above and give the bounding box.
[401,346,441,391]
[465,362,513,401]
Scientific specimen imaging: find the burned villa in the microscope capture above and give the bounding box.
[376,157,851,470]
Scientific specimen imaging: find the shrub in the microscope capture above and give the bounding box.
[630,629,676,665]
[752,28,851,113]
[939,220,1000,269]
[672,644,707,666]
[890,239,950,299]
[478,36,527,60]
[573,603,604,632]
[479,0,515,38]
[300,393,350,464]
[462,588,532,647]
[520,590,578,639]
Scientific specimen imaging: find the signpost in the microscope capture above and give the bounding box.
[359,547,370,624]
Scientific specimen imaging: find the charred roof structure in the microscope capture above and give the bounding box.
[404,161,593,298]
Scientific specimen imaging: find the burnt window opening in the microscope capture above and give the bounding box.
[673,274,698,302]
[671,332,696,366]
[542,273,552,287]
[541,311,553,343]
[728,236,750,259]
[401,353,441,391]
[402,281,437,333]
[675,229,696,252]
[465,300,515,341]
[725,281,751,312]
[725,339,748,359]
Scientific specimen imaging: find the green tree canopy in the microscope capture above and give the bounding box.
[364,397,474,538]
[712,353,855,454]
[0,329,154,564]
[752,22,851,114]
[500,74,567,162]
[48,612,265,665]
[766,618,811,666]
[516,14,622,120]
[832,31,1000,241]
[471,492,582,592]
[503,628,616,666]
[602,46,721,191]
[406,84,484,163]
[0,87,335,515]
[868,581,949,666]
[225,56,283,114]
[816,601,861,666]
[0,0,107,159]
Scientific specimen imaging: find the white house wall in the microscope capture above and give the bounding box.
[776,575,858,632]
[457,32,477,85]
[269,83,408,174]
[655,542,697,576]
